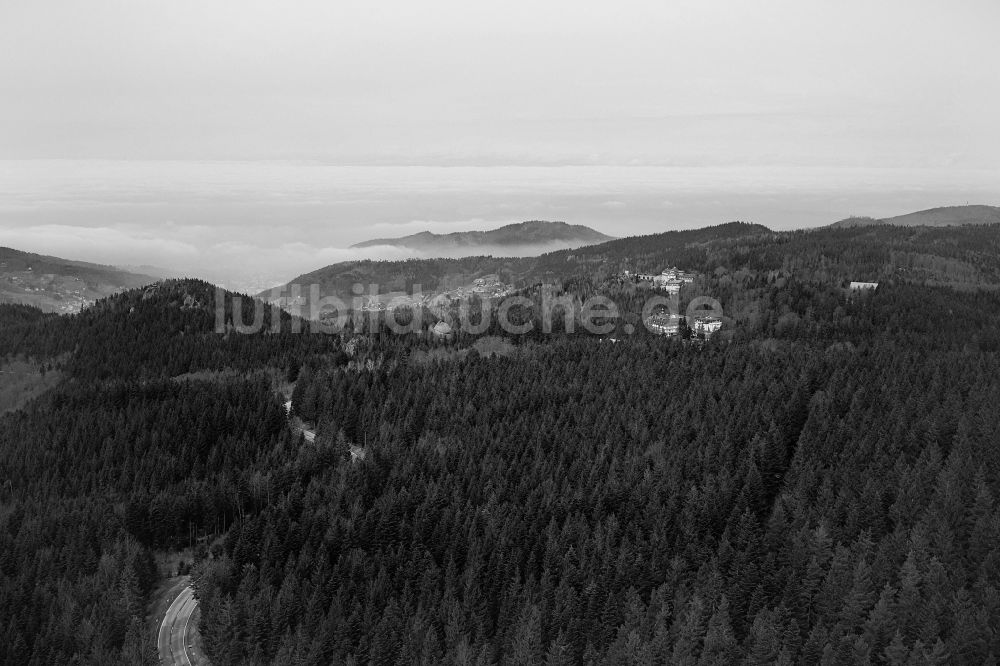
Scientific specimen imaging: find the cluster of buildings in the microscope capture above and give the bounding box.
[625,267,722,338]
[2,272,93,314]
[357,298,389,312]
[626,267,697,295]
[452,275,513,300]
[357,275,513,313]
[644,312,723,338]
[645,312,683,336]
[428,277,512,303]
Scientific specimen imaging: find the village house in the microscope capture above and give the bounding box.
[849,281,879,291]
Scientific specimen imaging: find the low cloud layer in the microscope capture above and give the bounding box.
[3,160,999,292]
[2,223,420,292]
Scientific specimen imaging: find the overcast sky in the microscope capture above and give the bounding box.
[2,0,998,166]
[1,1,999,288]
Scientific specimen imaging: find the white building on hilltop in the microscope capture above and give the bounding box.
[661,267,696,283]
[646,312,682,336]
[652,275,684,294]
[692,316,722,337]
[634,267,695,287]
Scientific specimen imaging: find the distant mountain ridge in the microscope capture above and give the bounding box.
[0,246,156,313]
[351,220,614,252]
[832,205,1000,228]
[262,222,770,311]
[263,217,1000,316]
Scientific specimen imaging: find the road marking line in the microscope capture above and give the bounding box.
[181,590,194,666]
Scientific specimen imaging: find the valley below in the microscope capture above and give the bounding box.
[2,216,1000,664]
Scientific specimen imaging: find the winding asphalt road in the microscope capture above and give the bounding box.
[157,584,198,665]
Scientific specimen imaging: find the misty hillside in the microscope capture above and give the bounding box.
[0,246,156,313]
[831,204,1000,228]
[351,220,614,253]
[265,220,1000,315]
[264,222,767,308]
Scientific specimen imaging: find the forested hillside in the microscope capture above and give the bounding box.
[199,283,1000,665]
[268,222,1000,311]
[2,225,1000,664]
[832,205,1000,229]
[0,281,342,664]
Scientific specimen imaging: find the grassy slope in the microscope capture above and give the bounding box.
[0,246,156,313]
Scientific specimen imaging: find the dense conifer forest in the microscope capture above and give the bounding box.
[2,224,1000,664]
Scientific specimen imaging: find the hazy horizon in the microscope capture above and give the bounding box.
[2,0,999,290]
[3,160,999,291]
